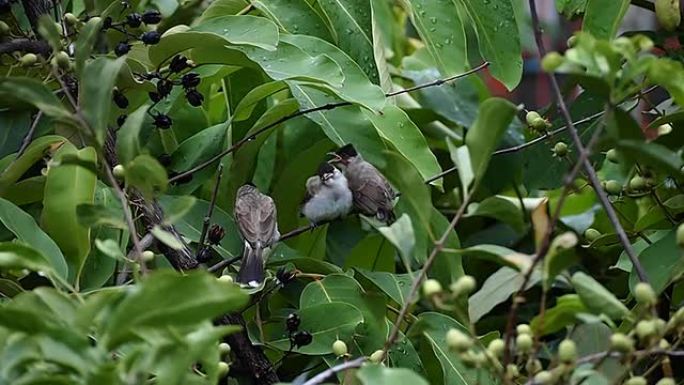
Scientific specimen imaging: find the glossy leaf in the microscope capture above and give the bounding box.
[357,364,429,385]
[531,294,587,335]
[469,266,540,321]
[629,229,684,295]
[198,0,248,21]
[582,0,629,39]
[0,111,30,159]
[0,242,54,274]
[80,57,126,143]
[252,0,333,41]
[377,214,415,265]
[0,78,73,121]
[125,154,168,199]
[0,135,67,194]
[116,105,149,167]
[357,270,413,307]
[571,271,629,319]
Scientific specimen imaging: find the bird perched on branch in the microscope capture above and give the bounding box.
[330,144,396,224]
[234,184,279,287]
[301,162,353,224]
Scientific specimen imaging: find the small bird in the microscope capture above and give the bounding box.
[301,162,353,224]
[234,184,279,286]
[330,144,396,224]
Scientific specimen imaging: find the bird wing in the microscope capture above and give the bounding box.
[348,162,395,215]
[234,193,261,245]
[257,194,278,245]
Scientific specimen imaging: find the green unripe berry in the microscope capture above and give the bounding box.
[217,361,229,377]
[64,13,79,25]
[676,224,684,247]
[506,364,519,379]
[526,111,542,126]
[534,370,553,385]
[541,52,563,72]
[634,282,657,306]
[525,358,542,375]
[632,35,654,51]
[112,164,125,179]
[217,275,234,284]
[625,376,647,385]
[606,149,619,163]
[584,228,601,242]
[655,0,681,32]
[87,16,102,26]
[141,250,154,262]
[487,338,505,358]
[604,180,622,195]
[558,339,577,363]
[656,378,675,385]
[566,35,577,48]
[531,117,550,131]
[422,279,442,297]
[635,320,656,341]
[629,176,646,191]
[609,333,634,353]
[218,342,231,355]
[446,328,472,352]
[658,338,670,350]
[516,333,533,353]
[516,324,531,335]
[54,51,70,70]
[369,349,384,363]
[19,53,37,67]
[553,142,568,157]
[450,275,476,297]
[0,21,9,35]
[332,339,348,357]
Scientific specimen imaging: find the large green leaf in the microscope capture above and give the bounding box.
[571,271,629,319]
[318,0,380,84]
[125,154,168,199]
[198,0,248,21]
[0,111,30,159]
[102,270,248,348]
[0,198,68,279]
[252,0,333,41]
[357,364,429,385]
[456,0,522,89]
[41,145,98,283]
[0,135,67,195]
[0,78,73,121]
[469,266,540,321]
[80,57,125,143]
[116,105,149,167]
[0,242,55,274]
[357,270,413,307]
[582,0,629,39]
[531,294,587,335]
[629,229,684,295]
[405,0,467,75]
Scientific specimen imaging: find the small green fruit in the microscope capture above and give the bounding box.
[141,250,154,262]
[218,342,231,355]
[604,180,622,195]
[541,52,563,72]
[558,339,577,363]
[632,35,654,51]
[54,51,70,70]
[656,0,681,31]
[531,117,550,131]
[217,361,229,377]
[609,333,634,353]
[112,164,125,179]
[516,333,533,353]
[369,349,384,363]
[656,378,675,385]
[64,13,79,25]
[506,364,519,379]
[516,324,531,335]
[566,35,577,48]
[658,123,673,136]
[217,275,234,284]
[534,371,553,385]
[625,376,647,385]
[584,228,601,242]
[446,328,472,352]
[677,224,684,247]
[606,149,619,163]
[487,338,505,358]
[422,279,442,297]
[635,320,656,341]
[553,142,568,157]
[87,16,102,26]
[525,358,542,375]
[0,21,10,36]
[332,339,348,357]
[450,275,476,297]
[526,111,542,126]
[634,282,657,306]
[19,53,37,67]
[629,176,646,191]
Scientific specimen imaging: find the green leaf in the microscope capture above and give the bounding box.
[0,78,73,121]
[405,0,467,75]
[80,57,126,143]
[0,135,67,194]
[582,0,629,39]
[465,195,525,234]
[555,0,587,18]
[531,294,587,335]
[357,364,429,385]
[116,105,149,167]
[76,203,125,229]
[0,242,54,274]
[456,0,522,89]
[252,0,333,41]
[571,271,629,319]
[543,232,579,290]
[170,122,228,173]
[465,98,518,187]
[365,105,442,185]
[629,229,684,295]
[102,270,248,348]
[357,270,413,307]
[318,0,380,84]
[0,111,30,158]
[377,214,415,265]
[268,302,364,354]
[469,266,540,321]
[615,140,683,176]
[125,154,168,199]
[74,17,104,75]
[454,244,530,270]
[41,145,98,282]
[198,0,248,21]
[151,225,185,250]
[232,81,288,122]
[605,107,642,141]
[0,197,68,279]
[344,233,396,272]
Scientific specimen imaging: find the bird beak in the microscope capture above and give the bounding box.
[327,152,342,163]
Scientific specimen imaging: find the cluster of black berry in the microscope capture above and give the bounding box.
[105,9,162,57]
[286,313,312,349]
[196,224,225,263]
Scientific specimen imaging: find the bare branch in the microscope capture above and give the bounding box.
[0,38,50,56]
[197,163,224,251]
[301,357,366,385]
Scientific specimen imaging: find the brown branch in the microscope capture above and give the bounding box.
[197,163,224,251]
[527,0,648,283]
[301,357,366,385]
[19,0,52,34]
[0,38,51,56]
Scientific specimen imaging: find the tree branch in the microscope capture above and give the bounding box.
[301,357,366,385]
[0,38,50,56]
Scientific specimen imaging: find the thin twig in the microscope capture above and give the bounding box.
[527,0,648,283]
[169,63,490,183]
[208,255,241,273]
[197,163,224,251]
[16,111,42,157]
[301,357,366,385]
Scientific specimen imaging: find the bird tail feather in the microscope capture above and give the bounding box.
[237,244,264,286]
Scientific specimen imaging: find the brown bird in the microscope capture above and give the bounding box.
[234,184,279,286]
[330,144,396,224]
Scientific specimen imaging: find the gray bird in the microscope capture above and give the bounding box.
[234,184,279,286]
[330,144,396,224]
[301,163,353,224]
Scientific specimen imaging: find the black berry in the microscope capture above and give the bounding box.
[156,79,173,98]
[126,12,142,27]
[185,89,204,107]
[141,9,162,24]
[114,42,131,57]
[292,331,312,348]
[148,92,161,103]
[286,313,300,333]
[113,89,129,109]
[196,247,212,263]
[117,114,127,127]
[169,55,189,73]
[153,113,172,129]
[141,31,160,45]
[276,267,296,286]
[181,73,200,89]
[207,225,225,245]
[102,16,113,29]
[158,153,172,167]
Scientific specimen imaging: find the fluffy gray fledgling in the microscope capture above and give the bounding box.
[301,163,353,224]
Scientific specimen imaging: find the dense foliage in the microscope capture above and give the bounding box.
[1,0,684,384]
